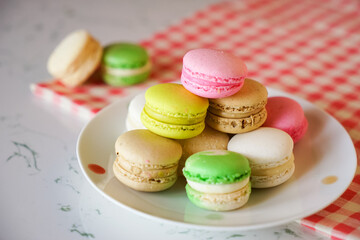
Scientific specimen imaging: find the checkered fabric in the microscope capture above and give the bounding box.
[31,0,360,238]
[30,76,147,119]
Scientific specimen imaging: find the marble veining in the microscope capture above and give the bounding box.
[70,224,95,239]
[7,141,40,173]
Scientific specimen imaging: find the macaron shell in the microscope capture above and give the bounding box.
[140,110,205,139]
[182,49,247,80]
[176,125,229,176]
[115,129,182,165]
[291,117,308,143]
[228,127,294,167]
[59,45,102,87]
[185,181,251,211]
[208,79,268,118]
[263,96,308,143]
[144,83,209,123]
[206,107,267,134]
[183,150,251,184]
[102,43,149,68]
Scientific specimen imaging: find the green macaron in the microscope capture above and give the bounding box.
[101,43,151,86]
[183,150,251,211]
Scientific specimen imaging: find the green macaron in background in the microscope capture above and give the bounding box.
[101,43,151,86]
[183,150,251,211]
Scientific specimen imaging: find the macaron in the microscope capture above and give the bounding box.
[47,30,102,87]
[181,48,247,98]
[228,127,295,188]
[263,96,308,143]
[176,125,229,176]
[126,92,146,131]
[101,43,151,86]
[141,83,209,139]
[206,78,268,134]
[183,150,251,211]
[113,129,182,192]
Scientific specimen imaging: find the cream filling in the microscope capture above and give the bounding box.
[102,61,151,77]
[187,177,249,194]
[116,155,178,178]
[251,154,295,176]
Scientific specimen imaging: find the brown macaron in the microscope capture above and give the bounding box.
[113,129,182,192]
[206,78,268,134]
[176,125,229,176]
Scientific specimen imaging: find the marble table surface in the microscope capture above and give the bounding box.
[0,0,329,239]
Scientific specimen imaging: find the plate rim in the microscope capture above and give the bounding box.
[76,87,357,231]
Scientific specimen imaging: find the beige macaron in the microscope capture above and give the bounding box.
[47,30,102,87]
[176,125,229,176]
[113,129,182,192]
[228,127,295,188]
[206,78,268,134]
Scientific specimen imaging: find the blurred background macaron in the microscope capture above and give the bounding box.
[183,150,251,211]
[263,96,308,143]
[141,83,209,139]
[47,30,102,87]
[228,127,295,188]
[206,78,268,134]
[113,129,182,192]
[101,43,151,86]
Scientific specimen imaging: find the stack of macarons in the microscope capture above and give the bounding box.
[47,31,309,211]
[181,49,268,134]
[47,30,152,87]
[111,48,308,212]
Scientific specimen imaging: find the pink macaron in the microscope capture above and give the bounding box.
[263,96,308,143]
[181,48,247,98]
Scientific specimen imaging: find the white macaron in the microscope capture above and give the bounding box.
[228,127,295,188]
[126,92,146,131]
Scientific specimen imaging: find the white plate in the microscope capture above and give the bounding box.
[77,88,357,231]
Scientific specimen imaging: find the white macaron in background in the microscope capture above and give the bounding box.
[126,92,146,131]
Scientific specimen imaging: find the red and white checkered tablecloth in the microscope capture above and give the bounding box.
[31,0,360,238]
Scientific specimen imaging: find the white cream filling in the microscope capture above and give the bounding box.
[102,61,151,77]
[187,177,249,194]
